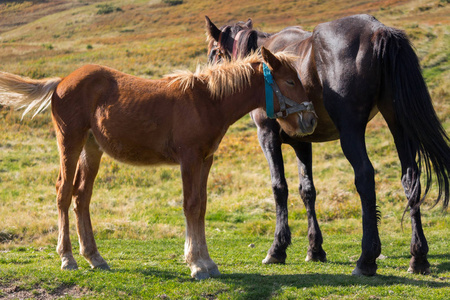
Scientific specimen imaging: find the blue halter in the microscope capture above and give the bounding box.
[262,62,315,119]
[262,63,276,118]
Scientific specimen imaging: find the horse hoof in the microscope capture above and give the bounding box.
[208,266,221,277]
[192,271,210,280]
[262,254,285,264]
[61,256,78,270]
[61,261,78,270]
[351,266,364,276]
[93,262,111,271]
[61,263,78,270]
[407,266,431,275]
[87,252,109,270]
[352,266,376,276]
[305,251,327,262]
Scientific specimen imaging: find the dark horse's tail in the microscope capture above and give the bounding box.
[374,26,449,210]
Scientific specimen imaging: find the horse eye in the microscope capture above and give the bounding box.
[286,80,295,86]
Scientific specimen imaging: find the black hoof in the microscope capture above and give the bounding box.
[305,248,327,262]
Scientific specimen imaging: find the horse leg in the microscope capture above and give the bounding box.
[379,106,430,274]
[291,141,326,262]
[72,132,109,270]
[404,168,430,274]
[257,121,291,264]
[181,155,219,279]
[55,131,86,270]
[340,125,381,276]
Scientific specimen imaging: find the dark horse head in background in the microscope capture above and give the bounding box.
[205,14,450,276]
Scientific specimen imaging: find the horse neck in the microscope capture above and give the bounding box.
[220,64,265,126]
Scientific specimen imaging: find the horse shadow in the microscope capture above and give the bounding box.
[218,272,449,298]
[132,263,449,299]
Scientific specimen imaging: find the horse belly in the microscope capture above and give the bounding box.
[90,108,178,165]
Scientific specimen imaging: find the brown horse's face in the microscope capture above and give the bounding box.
[271,70,317,137]
[278,106,317,137]
[260,48,317,137]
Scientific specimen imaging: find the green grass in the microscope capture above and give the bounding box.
[1,0,449,298]
[0,233,449,299]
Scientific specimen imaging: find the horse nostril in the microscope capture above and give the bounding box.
[311,117,317,128]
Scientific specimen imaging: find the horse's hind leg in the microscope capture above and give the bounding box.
[55,130,86,270]
[291,141,326,262]
[379,107,430,274]
[72,131,109,270]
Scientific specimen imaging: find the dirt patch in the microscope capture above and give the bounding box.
[1,283,91,299]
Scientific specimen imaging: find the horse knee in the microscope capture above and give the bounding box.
[183,199,203,219]
[56,184,73,210]
[354,163,375,196]
[299,181,316,204]
[272,181,288,202]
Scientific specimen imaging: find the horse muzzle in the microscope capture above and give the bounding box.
[297,110,318,136]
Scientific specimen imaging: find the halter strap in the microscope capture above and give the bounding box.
[262,63,315,119]
[263,63,275,118]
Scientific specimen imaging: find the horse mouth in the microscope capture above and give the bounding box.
[297,112,317,136]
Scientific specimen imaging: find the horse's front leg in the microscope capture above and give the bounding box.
[255,118,291,264]
[181,155,220,279]
[290,141,326,262]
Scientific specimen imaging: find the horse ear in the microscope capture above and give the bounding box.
[245,18,253,29]
[205,16,221,42]
[261,47,282,71]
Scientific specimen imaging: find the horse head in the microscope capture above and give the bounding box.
[205,16,256,63]
[259,47,317,137]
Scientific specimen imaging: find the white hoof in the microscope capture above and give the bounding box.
[61,256,78,270]
[86,252,110,270]
[262,254,283,264]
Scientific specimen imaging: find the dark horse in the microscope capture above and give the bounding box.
[205,14,449,276]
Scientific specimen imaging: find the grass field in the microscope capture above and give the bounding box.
[0,0,449,299]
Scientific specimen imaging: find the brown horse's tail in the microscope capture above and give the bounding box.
[0,71,61,118]
[374,26,450,210]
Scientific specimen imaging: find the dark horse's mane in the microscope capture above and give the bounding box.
[234,29,269,58]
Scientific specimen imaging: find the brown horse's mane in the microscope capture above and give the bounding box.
[165,51,297,99]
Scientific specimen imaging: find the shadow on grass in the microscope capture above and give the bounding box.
[129,264,450,299]
[215,272,450,299]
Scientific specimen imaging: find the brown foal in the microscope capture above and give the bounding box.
[0,47,313,279]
